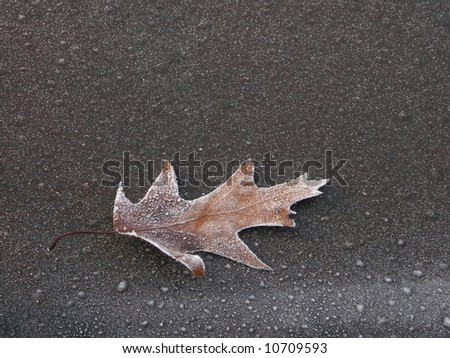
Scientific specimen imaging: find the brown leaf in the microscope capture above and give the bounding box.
[113,159,327,277]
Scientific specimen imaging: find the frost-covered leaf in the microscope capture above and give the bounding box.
[112,160,327,277]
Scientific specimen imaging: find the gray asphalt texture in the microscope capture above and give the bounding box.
[2,1,449,338]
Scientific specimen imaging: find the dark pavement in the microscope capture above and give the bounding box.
[2,1,449,337]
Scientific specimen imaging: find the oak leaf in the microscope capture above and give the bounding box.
[112,160,327,277]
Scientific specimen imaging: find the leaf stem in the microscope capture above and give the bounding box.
[49,231,117,251]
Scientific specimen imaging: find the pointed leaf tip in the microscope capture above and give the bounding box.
[241,159,254,175]
[162,159,171,171]
[175,253,205,277]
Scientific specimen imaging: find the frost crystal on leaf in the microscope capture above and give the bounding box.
[113,159,327,277]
